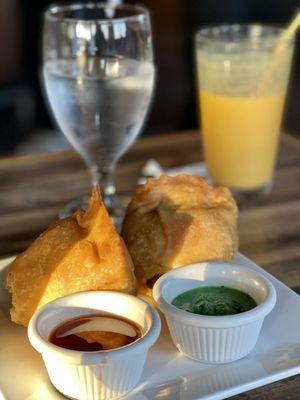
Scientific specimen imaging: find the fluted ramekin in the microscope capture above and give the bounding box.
[28,291,161,400]
[153,262,276,364]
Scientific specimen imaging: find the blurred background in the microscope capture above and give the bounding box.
[0,0,299,156]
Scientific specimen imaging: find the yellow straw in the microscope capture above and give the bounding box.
[274,11,300,55]
[259,11,299,95]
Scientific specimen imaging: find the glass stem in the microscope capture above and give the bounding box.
[90,163,124,229]
[90,165,116,198]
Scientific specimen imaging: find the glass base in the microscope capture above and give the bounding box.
[230,180,273,209]
[59,193,128,231]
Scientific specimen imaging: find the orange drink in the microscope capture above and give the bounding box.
[199,91,285,189]
[196,25,294,195]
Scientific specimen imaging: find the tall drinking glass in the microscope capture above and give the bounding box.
[195,25,294,202]
[43,3,155,222]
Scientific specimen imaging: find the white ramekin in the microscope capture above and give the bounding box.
[153,262,276,364]
[28,291,161,400]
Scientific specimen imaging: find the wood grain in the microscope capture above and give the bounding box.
[0,129,300,399]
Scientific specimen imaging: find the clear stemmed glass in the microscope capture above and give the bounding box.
[42,3,155,223]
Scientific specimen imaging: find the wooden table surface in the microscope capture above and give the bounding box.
[1,129,300,398]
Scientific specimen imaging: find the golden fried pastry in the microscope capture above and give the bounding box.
[122,174,238,294]
[6,186,136,326]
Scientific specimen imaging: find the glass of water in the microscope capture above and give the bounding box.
[43,3,155,222]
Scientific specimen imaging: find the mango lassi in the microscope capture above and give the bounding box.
[196,25,294,193]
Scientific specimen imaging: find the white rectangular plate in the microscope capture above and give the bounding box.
[1,254,300,400]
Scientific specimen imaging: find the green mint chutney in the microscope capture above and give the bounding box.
[172,286,257,316]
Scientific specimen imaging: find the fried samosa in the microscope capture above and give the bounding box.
[6,186,136,326]
[122,174,238,294]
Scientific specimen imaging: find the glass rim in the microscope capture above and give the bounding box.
[195,23,294,49]
[44,2,149,24]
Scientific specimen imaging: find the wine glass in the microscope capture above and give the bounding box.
[42,3,155,223]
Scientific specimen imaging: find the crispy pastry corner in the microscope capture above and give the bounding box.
[6,186,136,326]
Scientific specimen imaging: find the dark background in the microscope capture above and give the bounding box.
[0,0,299,155]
